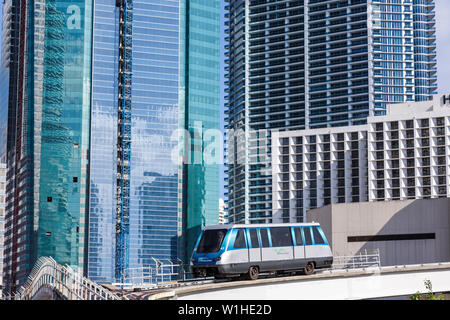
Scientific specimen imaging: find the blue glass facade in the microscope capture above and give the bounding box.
[36,0,93,272]
[1,0,221,289]
[128,0,180,271]
[412,0,437,100]
[87,0,221,283]
[179,0,221,264]
[0,57,8,163]
[87,0,119,283]
[88,0,180,282]
[3,0,93,293]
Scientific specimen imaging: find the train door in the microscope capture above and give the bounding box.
[292,227,305,261]
[303,226,315,259]
[247,228,261,263]
[259,228,272,264]
[228,229,249,273]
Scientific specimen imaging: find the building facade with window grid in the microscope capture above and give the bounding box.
[272,95,450,222]
[367,95,450,201]
[225,0,438,224]
[272,126,368,222]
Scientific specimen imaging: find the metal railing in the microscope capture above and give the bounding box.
[332,249,381,270]
[119,250,382,290]
[8,250,382,299]
[11,257,120,300]
[115,258,202,290]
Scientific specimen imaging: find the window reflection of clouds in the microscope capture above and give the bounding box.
[87,0,220,281]
[128,0,180,271]
[87,0,119,283]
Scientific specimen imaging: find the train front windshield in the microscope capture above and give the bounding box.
[196,229,227,253]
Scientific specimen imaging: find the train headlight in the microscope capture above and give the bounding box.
[213,257,221,262]
[191,258,196,263]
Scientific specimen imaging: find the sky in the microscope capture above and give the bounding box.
[1,0,449,201]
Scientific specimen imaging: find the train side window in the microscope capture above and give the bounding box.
[303,227,313,245]
[270,227,292,247]
[313,227,325,245]
[260,229,270,247]
[294,228,303,246]
[234,229,247,249]
[249,229,260,248]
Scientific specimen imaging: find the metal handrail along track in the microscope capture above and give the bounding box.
[13,257,120,300]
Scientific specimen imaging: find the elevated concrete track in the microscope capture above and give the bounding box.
[147,263,450,300]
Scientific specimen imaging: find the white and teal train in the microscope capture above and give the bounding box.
[190,222,333,280]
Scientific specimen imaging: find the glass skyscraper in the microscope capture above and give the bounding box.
[179,0,221,267]
[87,0,221,284]
[225,0,437,224]
[2,0,93,293]
[1,0,221,292]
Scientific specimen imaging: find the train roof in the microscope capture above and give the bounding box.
[203,222,321,230]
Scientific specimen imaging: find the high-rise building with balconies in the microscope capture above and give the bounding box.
[271,94,450,222]
[225,0,437,224]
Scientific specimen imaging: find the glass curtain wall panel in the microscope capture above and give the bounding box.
[86,0,221,283]
[127,0,180,274]
[179,0,221,264]
[87,0,119,283]
[3,0,93,293]
[36,0,93,273]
